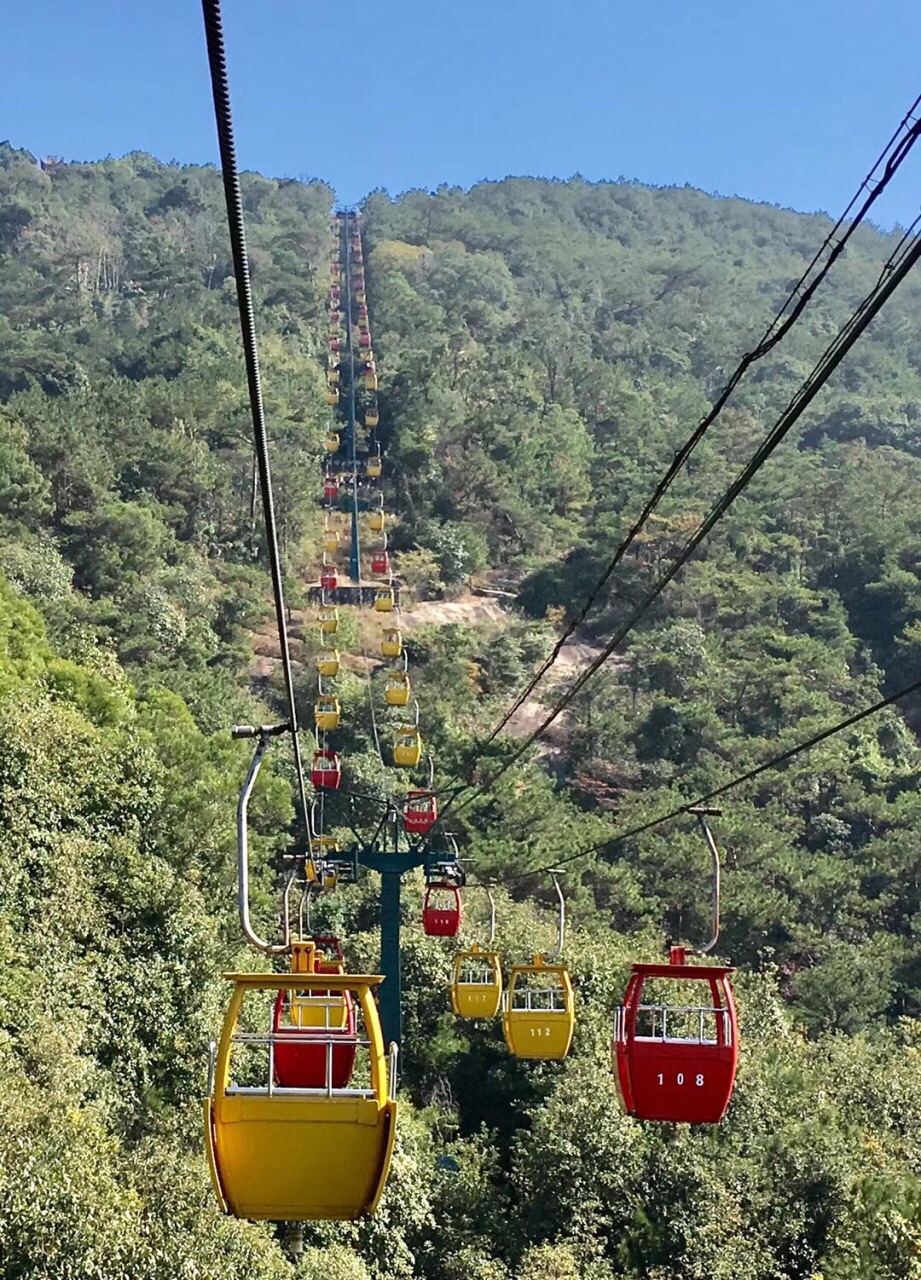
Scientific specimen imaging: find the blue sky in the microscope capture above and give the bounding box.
[3,0,920,226]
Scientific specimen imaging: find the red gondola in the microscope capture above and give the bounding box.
[320,565,338,591]
[371,550,390,575]
[404,790,438,835]
[323,478,339,501]
[613,946,738,1124]
[359,333,371,349]
[272,987,357,1089]
[311,934,345,967]
[311,750,341,790]
[422,884,462,937]
[329,337,341,352]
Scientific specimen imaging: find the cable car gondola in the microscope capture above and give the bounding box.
[503,956,574,1060]
[371,549,390,576]
[502,874,574,1060]
[366,455,382,479]
[369,509,386,533]
[613,809,739,1124]
[403,789,437,834]
[311,749,341,789]
[422,883,462,937]
[374,587,395,613]
[318,605,339,635]
[205,972,397,1221]
[317,648,341,677]
[452,941,503,1020]
[324,478,339,501]
[314,696,341,731]
[393,726,422,767]
[381,628,403,658]
[614,951,738,1124]
[320,565,338,591]
[385,672,411,706]
[325,433,340,453]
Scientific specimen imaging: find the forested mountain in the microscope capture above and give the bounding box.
[3,142,921,1278]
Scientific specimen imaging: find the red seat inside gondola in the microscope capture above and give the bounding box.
[614,950,738,1124]
[404,790,438,835]
[422,883,462,937]
[271,984,357,1089]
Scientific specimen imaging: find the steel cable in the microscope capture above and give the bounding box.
[201,0,309,827]
[502,673,921,886]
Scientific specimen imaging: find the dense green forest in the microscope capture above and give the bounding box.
[3,141,921,1277]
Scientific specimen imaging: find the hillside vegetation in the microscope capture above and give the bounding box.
[2,143,921,1278]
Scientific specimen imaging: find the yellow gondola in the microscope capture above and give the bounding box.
[314,696,341,731]
[325,388,339,406]
[325,433,340,453]
[204,972,397,1221]
[318,606,339,635]
[385,672,411,706]
[364,371,378,392]
[369,510,386,533]
[323,529,341,555]
[381,628,402,658]
[366,456,382,479]
[317,648,340,677]
[502,955,574,1060]
[373,587,395,613]
[451,943,503,1019]
[393,726,423,768]
[309,834,340,861]
[365,407,379,428]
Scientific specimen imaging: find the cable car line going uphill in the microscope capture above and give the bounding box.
[195,0,921,1229]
